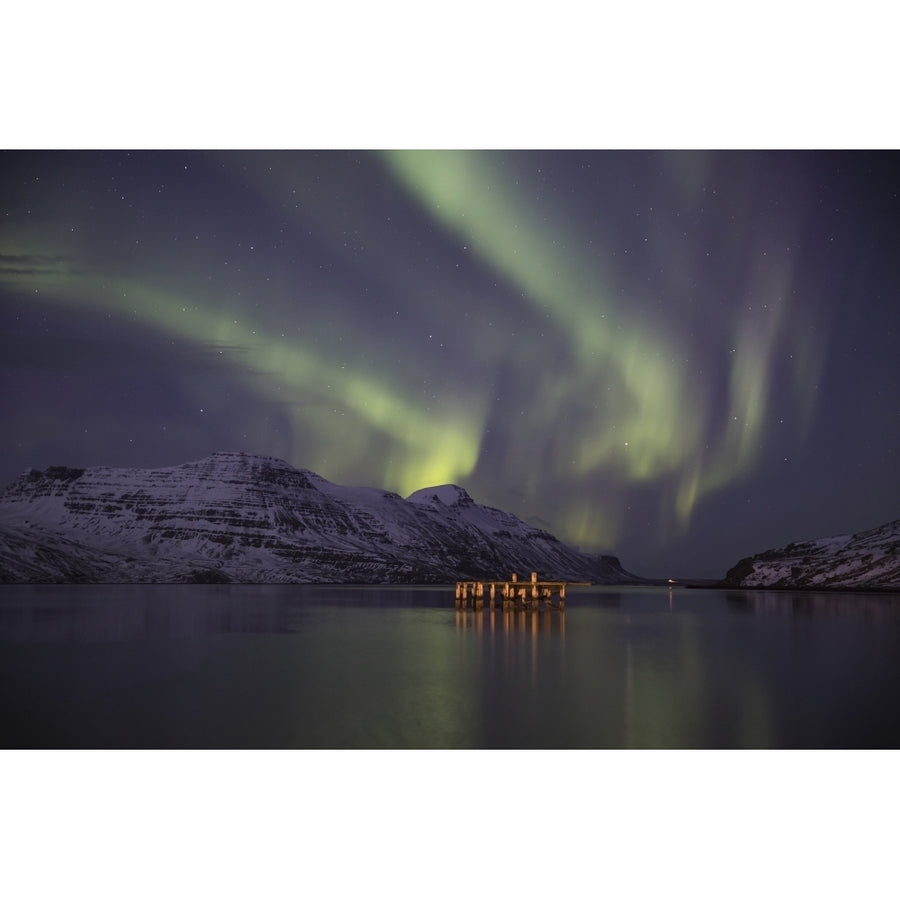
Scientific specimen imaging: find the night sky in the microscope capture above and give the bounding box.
[1,149,898,578]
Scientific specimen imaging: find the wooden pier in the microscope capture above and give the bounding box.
[454,572,589,610]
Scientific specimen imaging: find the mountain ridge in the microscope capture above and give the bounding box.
[0,451,638,584]
[722,518,900,591]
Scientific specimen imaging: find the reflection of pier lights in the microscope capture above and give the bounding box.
[458,604,567,634]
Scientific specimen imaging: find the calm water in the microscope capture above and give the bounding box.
[1,584,899,748]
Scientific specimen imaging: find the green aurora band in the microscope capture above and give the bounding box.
[0,150,825,557]
[381,151,823,546]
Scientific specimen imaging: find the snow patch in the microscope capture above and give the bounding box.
[406,484,473,507]
[0,453,634,584]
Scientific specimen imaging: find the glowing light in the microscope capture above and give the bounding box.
[380,150,823,549]
[1,151,828,566]
[0,237,486,496]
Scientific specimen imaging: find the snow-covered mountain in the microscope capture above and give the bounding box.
[723,519,900,590]
[0,451,638,584]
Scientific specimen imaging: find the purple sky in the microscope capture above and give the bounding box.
[1,149,897,578]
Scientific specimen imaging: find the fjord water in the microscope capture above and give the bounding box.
[1,584,898,748]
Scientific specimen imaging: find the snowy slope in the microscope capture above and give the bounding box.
[0,452,637,584]
[723,519,900,590]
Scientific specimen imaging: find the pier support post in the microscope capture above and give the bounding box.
[457,575,577,615]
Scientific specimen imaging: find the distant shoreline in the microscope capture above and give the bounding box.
[688,581,900,595]
[2,579,899,596]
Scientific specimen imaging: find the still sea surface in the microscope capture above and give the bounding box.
[1,583,898,748]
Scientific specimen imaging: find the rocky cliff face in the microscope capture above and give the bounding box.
[723,519,900,590]
[0,452,637,584]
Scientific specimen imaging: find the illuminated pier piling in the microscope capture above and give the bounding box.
[454,572,588,610]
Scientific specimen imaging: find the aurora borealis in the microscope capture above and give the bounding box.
[1,149,898,577]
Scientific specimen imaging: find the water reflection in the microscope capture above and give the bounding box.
[454,605,566,637]
[452,606,568,693]
[723,590,900,624]
[0,586,290,642]
[1,584,898,748]
[0,584,448,642]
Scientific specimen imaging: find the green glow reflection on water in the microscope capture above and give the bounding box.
[1,584,898,748]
